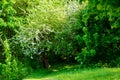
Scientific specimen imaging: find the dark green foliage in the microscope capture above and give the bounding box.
[0,0,19,38]
[75,0,120,67]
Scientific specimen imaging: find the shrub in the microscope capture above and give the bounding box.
[0,39,29,80]
[75,0,120,67]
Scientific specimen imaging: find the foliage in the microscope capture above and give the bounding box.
[9,0,81,68]
[0,1,30,80]
[0,0,20,63]
[0,0,20,38]
[1,0,120,74]
[0,39,29,80]
[75,0,120,67]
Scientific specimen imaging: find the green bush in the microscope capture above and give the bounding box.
[9,0,81,68]
[0,39,29,80]
[0,0,19,39]
[75,0,120,67]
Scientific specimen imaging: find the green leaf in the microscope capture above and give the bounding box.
[97,3,102,10]
[90,49,96,56]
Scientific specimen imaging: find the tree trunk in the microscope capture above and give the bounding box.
[42,53,50,69]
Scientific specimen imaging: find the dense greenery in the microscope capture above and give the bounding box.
[75,0,120,67]
[0,39,28,80]
[0,0,120,79]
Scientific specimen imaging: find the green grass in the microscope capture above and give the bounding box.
[24,64,120,80]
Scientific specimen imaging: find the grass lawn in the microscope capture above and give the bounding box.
[24,64,120,80]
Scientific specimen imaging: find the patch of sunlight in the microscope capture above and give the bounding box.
[52,69,58,72]
[23,79,41,80]
[24,78,54,80]
[64,65,72,69]
[107,68,120,72]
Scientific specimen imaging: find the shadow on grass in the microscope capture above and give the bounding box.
[24,63,120,80]
[25,69,53,79]
[25,63,80,79]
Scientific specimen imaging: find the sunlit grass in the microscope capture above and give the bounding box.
[24,64,120,80]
